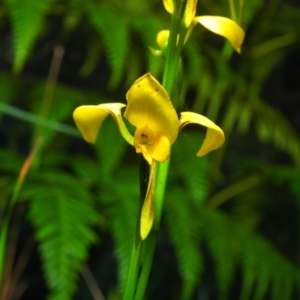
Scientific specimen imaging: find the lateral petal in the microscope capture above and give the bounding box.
[73,103,133,145]
[179,112,225,156]
[195,16,245,52]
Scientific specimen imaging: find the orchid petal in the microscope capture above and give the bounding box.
[179,112,225,156]
[151,135,170,163]
[125,73,179,146]
[195,16,245,52]
[162,0,174,14]
[136,144,154,165]
[140,162,156,240]
[137,134,170,164]
[73,103,133,145]
[184,0,197,27]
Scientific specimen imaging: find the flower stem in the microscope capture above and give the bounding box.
[122,156,148,300]
[125,2,186,299]
[162,0,184,93]
[122,236,142,300]
[229,0,237,22]
[133,230,158,300]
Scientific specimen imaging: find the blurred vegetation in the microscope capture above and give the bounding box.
[0,0,300,299]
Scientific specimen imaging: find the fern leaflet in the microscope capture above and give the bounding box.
[4,0,54,72]
[23,171,101,300]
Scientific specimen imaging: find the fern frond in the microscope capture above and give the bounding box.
[165,188,204,300]
[184,40,204,87]
[94,108,129,182]
[201,208,299,300]
[253,100,300,167]
[85,4,130,88]
[241,0,265,28]
[4,0,53,72]
[104,168,139,291]
[226,91,300,167]
[201,209,238,300]
[172,131,211,205]
[23,171,101,300]
[70,150,138,291]
[253,164,300,209]
[131,14,159,49]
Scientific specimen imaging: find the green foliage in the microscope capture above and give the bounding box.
[1,0,300,299]
[85,4,130,88]
[4,0,54,72]
[172,132,211,206]
[94,117,129,182]
[95,121,138,289]
[229,93,300,167]
[70,118,137,290]
[0,73,19,119]
[165,188,204,300]
[29,81,100,150]
[201,208,299,300]
[106,170,139,291]
[202,208,239,300]
[23,170,101,300]
[253,100,300,167]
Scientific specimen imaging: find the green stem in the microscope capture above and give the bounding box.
[133,230,158,300]
[229,0,237,22]
[162,1,184,92]
[122,237,142,300]
[239,0,245,27]
[129,6,185,300]
[123,157,148,300]
[123,2,186,299]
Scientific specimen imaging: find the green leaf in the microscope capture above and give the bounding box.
[24,171,101,300]
[86,4,130,88]
[172,131,211,205]
[253,100,300,167]
[201,208,300,300]
[94,116,128,183]
[104,167,139,291]
[202,209,239,300]
[4,0,54,72]
[165,188,204,300]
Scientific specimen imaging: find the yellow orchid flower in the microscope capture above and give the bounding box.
[73,73,225,239]
[73,73,224,164]
[162,0,245,52]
